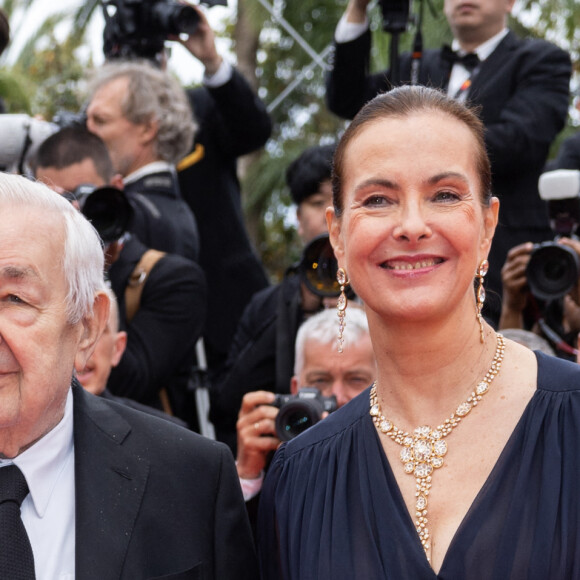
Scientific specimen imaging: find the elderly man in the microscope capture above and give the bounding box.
[0,173,257,579]
[86,60,200,262]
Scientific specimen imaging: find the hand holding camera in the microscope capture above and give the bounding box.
[236,391,280,480]
[236,387,338,480]
[170,4,223,75]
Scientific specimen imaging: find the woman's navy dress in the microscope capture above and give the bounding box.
[258,352,580,579]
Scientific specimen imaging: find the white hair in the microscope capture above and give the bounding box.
[293,306,370,375]
[0,173,107,324]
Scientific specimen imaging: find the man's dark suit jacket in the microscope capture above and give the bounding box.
[124,169,200,263]
[107,235,207,427]
[178,70,271,378]
[326,30,572,311]
[211,272,303,453]
[72,381,258,579]
[550,131,580,171]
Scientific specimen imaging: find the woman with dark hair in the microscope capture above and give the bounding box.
[257,85,580,579]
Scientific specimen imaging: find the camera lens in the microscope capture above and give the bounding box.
[275,400,323,442]
[526,242,580,301]
[81,187,133,244]
[299,234,340,297]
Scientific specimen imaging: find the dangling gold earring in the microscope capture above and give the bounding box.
[475,259,488,343]
[337,267,349,353]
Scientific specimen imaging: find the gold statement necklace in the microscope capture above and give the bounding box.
[369,333,505,560]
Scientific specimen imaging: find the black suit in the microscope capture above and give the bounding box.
[178,70,271,377]
[107,235,206,426]
[549,132,580,171]
[211,272,303,452]
[72,382,258,579]
[125,169,200,263]
[326,30,571,315]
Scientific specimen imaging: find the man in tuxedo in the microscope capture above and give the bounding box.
[0,172,257,579]
[326,0,572,319]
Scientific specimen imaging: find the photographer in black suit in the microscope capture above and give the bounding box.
[326,0,572,321]
[174,5,272,377]
[34,127,206,427]
[211,144,337,452]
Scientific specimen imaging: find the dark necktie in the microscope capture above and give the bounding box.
[441,44,480,71]
[0,465,36,579]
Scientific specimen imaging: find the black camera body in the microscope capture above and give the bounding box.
[102,0,226,60]
[272,388,337,442]
[526,170,580,301]
[378,0,412,33]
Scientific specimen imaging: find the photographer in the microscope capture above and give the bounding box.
[499,238,580,356]
[499,169,580,357]
[101,0,272,377]
[326,0,571,321]
[174,4,272,379]
[34,127,207,427]
[236,307,376,529]
[210,144,337,452]
[86,60,201,263]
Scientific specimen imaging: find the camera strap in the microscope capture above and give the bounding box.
[125,249,167,322]
[125,249,173,416]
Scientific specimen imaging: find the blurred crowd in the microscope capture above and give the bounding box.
[0,0,579,575]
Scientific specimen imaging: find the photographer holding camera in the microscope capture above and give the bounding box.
[326,0,571,322]
[236,307,375,522]
[102,0,272,378]
[211,144,339,452]
[500,170,580,357]
[33,127,207,427]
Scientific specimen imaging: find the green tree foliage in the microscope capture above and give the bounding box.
[0,0,97,117]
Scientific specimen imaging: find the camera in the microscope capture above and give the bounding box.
[102,0,227,60]
[526,170,580,301]
[272,388,337,442]
[0,112,88,176]
[0,115,59,175]
[378,0,412,33]
[298,234,341,298]
[74,184,134,244]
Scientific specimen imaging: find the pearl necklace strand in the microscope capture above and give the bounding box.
[369,333,505,560]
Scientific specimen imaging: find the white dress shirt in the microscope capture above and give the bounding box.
[335,15,509,99]
[0,388,76,580]
[447,28,509,99]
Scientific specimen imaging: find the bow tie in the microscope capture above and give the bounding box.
[441,45,480,71]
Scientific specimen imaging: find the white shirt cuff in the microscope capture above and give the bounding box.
[335,13,369,43]
[239,471,265,502]
[203,59,233,88]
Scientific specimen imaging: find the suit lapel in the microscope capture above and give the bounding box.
[469,31,518,99]
[73,384,150,579]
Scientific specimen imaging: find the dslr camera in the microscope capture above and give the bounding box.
[0,112,85,175]
[378,0,412,33]
[102,0,227,60]
[526,170,580,301]
[272,388,337,442]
